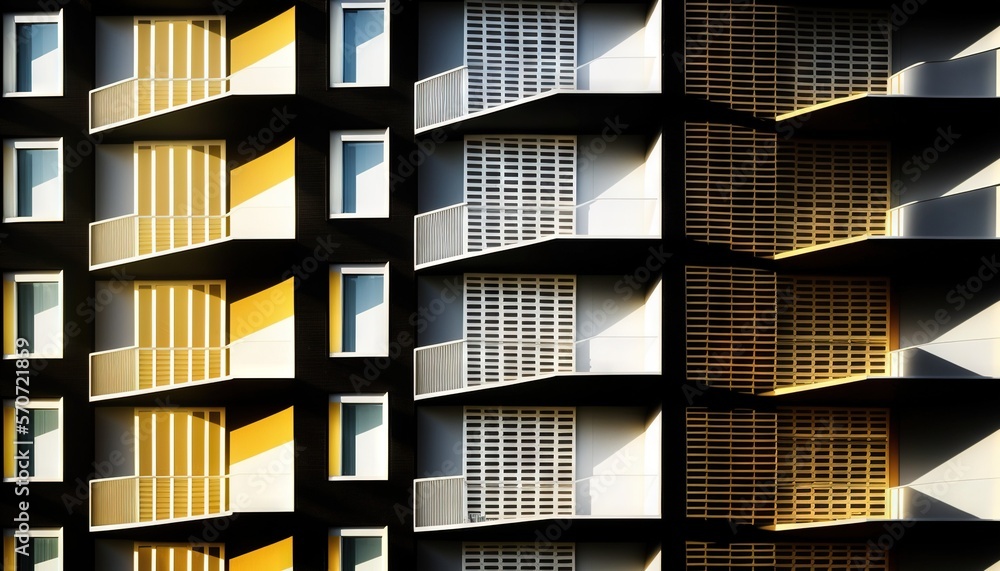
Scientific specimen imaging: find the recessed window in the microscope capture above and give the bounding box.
[330,130,389,218]
[2,13,63,97]
[330,0,388,87]
[3,272,63,359]
[3,139,63,222]
[3,399,63,482]
[330,264,389,356]
[329,527,387,571]
[329,394,388,480]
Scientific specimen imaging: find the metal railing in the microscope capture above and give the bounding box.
[414,203,466,265]
[414,475,465,527]
[91,475,228,527]
[90,214,229,267]
[414,66,468,130]
[91,77,229,130]
[90,346,230,399]
[414,340,465,396]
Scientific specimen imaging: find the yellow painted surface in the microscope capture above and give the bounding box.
[3,278,14,355]
[4,405,14,478]
[329,402,341,476]
[230,537,293,571]
[329,268,342,353]
[230,407,294,465]
[328,535,341,571]
[230,139,295,207]
[230,8,296,74]
[229,278,294,342]
[4,535,16,570]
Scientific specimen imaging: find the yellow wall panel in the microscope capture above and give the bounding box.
[328,536,341,571]
[329,402,341,476]
[229,278,294,342]
[230,537,293,571]
[3,278,14,355]
[230,8,296,74]
[229,407,294,465]
[230,139,295,207]
[329,268,341,353]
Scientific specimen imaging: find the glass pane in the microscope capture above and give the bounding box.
[17,149,59,217]
[342,403,382,476]
[15,23,58,92]
[32,536,59,565]
[342,142,384,214]
[17,282,59,354]
[342,536,382,571]
[343,9,384,83]
[342,274,384,352]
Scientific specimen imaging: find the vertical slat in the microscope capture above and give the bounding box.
[414,66,468,129]
[414,340,464,395]
[414,476,464,527]
[415,204,465,265]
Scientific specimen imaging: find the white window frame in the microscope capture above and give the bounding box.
[330,527,388,571]
[329,393,388,481]
[4,398,64,483]
[2,12,64,97]
[330,263,390,357]
[330,129,390,219]
[330,0,390,87]
[4,271,64,360]
[2,138,64,222]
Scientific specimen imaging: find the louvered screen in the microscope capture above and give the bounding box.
[463,543,575,571]
[464,407,576,521]
[686,542,888,570]
[465,0,577,111]
[775,408,890,523]
[684,123,890,255]
[465,136,577,252]
[686,267,890,392]
[464,274,576,386]
[684,1,889,116]
[686,408,889,524]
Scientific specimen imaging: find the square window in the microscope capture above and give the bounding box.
[330,0,388,87]
[3,139,63,222]
[330,130,389,218]
[3,13,63,97]
[3,399,63,482]
[3,272,63,359]
[329,527,387,571]
[330,264,389,356]
[329,394,388,480]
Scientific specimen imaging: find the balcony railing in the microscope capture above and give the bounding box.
[414,340,465,395]
[90,214,230,267]
[91,77,229,131]
[414,66,468,130]
[415,476,580,528]
[415,204,466,266]
[91,475,228,528]
[91,346,230,399]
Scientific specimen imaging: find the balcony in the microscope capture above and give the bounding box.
[90,346,228,399]
[90,475,228,528]
[90,9,295,132]
[414,1,661,131]
[90,139,295,269]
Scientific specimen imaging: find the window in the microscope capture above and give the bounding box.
[329,394,388,480]
[3,272,63,359]
[3,139,63,222]
[2,12,63,96]
[3,399,63,482]
[330,0,388,86]
[330,130,389,218]
[330,264,389,356]
[329,527,387,571]
[2,528,62,570]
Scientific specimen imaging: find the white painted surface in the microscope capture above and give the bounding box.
[644,134,662,235]
[230,316,295,378]
[95,145,135,220]
[577,136,656,236]
[230,178,296,239]
[576,407,656,516]
[230,442,295,512]
[643,408,662,515]
[645,549,662,571]
[644,279,662,372]
[577,4,653,91]
[94,280,135,352]
[94,17,133,87]
[229,42,296,95]
[576,276,655,373]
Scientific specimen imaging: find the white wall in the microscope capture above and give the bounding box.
[417,141,464,213]
[94,407,137,478]
[94,281,134,352]
[644,0,661,90]
[95,145,135,220]
[95,18,134,87]
[643,134,662,236]
[577,4,655,91]
[643,407,662,516]
[577,543,647,571]
[578,135,658,236]
[416,407,463,477]
[94,540,135,571]
[418,2,464,78]
[576,276,656,373]
[643,279,662,373]
[416,276,464,347]
[576,407,657,516]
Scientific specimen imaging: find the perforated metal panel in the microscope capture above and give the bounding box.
[463,543,575,571]
[465,136,577,252]
[464,407,576,520]
[686,542,888,570]
[465,1,577,111]
[464,274,576,386]
[684,1,889,116]
[686,408,890,524]
[684,123,890,255]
